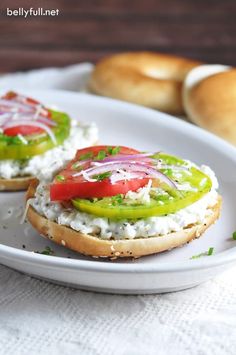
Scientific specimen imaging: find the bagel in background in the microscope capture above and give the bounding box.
[89,52,202,114]
[183,65,236,145]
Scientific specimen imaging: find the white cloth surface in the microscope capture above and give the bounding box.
[0,64,236,355]
[0,265,236,355]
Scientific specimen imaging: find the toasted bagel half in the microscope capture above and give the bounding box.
[26,180,221,259]
[0,176,34,191]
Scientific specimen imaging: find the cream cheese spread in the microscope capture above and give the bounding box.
[30,165,219,240]
[0,120,98,181]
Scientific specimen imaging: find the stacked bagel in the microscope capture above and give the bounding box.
[89,52,236,145]
[89,52,201,114]
[183,65,236,145]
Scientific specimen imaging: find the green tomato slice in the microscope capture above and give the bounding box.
[0,110,70,160]
[72,153,212,220]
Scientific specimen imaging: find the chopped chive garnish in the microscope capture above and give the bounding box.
[107,146,120,155]
[190,247,214,259]
[207,247,214,256]
[72,162,80,169]
[111,194,123,205]
[95,150,106,161]
[111,146,120,155]
[92,171,112,181]
[72,161,84,170]
[56,175,66,182]
[232,231,236,240]
[79,152,93,161]
[190,252,205,259]
[37,246,54,255]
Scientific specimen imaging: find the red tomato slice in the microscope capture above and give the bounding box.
[75,145,138,160]
[2,91,18,100]
[4,125,43,136]
[3,91,40,107]
[50,177,149,201]
[65,145,140,171]
[50,146,149,201]
[2,92,52,136]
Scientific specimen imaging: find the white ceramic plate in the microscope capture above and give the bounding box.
[0,89,236,294]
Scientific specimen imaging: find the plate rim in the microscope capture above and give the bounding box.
[1,243,236,274]
[1,89,236,274]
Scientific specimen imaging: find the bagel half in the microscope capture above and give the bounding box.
[89,52,202,114]
[0,140,99,192]
[0,176,34,191]
[26,180,221,259]
[183,65,236,145]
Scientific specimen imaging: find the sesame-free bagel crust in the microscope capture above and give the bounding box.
[183,69,236,145]
[89,52,201,114]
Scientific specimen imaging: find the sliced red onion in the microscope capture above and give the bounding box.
[0,99,34,112]
[81,171,97,182]
[90,161,101,166]
[110,170,147,184]
[0,113,13,125]
[90,159,151,168]
[33,104,48,117]
[10,112,57,127]
[102,153,153,162]
[0,112,12,116]
[71,153,154,170]
[3,120,57,144]
[73,161,176,188]
[34,116,57,126]
[73,158,151,170]
[11,95,48,116]
[0,111,56,128]
[74,159,151,174]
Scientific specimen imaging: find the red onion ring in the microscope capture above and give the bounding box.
[72,153,156,170]
[0,99,35,112]
[102,153,153,163]
[109,170,147,184]
[10,113,56,127]
[0,113,13,125]
[73,161,176,188]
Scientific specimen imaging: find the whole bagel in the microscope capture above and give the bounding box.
[89,52,202,114]
[183,65,236,145]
